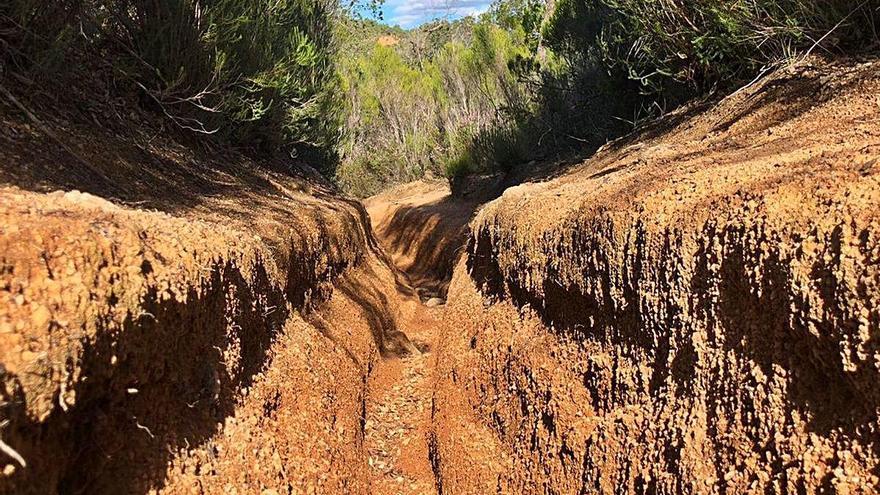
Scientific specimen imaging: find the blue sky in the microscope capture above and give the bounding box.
[380,0,493,29]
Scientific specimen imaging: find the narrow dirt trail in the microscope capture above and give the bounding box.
[361,181,478,495]
[364,307,440,494]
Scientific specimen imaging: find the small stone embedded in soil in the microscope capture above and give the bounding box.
[424,297,445,307]
[30,304,52,328]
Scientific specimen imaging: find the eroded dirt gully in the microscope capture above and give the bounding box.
[0,75,452,493]
[360,181,482,495]
[2,56,880,495]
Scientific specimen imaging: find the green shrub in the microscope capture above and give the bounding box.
[2,0,342,160]
[444,151,476,179]
[107,0,340,153]
[8,0,875,193]
[490,0,880,170]
[545,0,878,99]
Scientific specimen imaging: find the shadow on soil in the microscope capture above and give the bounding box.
[1,257,288,494]
[376,195,479,299]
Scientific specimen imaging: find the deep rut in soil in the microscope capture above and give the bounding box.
[361,181,477,495]
[361,258,444,495]
[364,331,438,494]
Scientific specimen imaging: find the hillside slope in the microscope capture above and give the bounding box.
[431,59,880,494]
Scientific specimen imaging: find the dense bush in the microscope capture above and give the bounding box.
[335,19,532,196]
[0,0,85,75]
[544,0,879,115]
[201,0,341,153]
[1,0,342,159]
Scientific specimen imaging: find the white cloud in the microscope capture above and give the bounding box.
[385,0,492,28]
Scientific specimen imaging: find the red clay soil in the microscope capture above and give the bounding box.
[431,58,880,494]
[365,181,481,300]
[361,180,486,495]
[0,77,431,493]
[2,54,880,495]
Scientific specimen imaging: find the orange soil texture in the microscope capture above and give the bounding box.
[431,59,880,493]
[1,56,880,495]
[0,78,420,492]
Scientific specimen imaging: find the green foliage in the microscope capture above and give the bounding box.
[1,0,358,163]
[209,0,340,151]
[102,0,341,154]
[335,44,443,195]
[0,0,85,75]
[545,0,878,99]
[488,0,546,53]
[335,18,533,196]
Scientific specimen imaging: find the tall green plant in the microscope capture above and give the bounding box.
[2,0,347,161]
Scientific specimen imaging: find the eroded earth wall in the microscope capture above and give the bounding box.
[431,60,880,494]
[0,142,422,493]
[0,186,385,493]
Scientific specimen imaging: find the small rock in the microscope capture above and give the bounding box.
[30,305,51,328]
[425,298,445,308]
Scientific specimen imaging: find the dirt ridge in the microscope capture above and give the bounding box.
[431,59,880,493]
[0,81,423,491]
[0,182,386,492]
